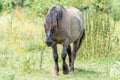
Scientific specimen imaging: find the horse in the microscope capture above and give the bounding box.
[44,4,85,75]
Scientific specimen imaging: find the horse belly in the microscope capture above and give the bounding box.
[70,27,81,42]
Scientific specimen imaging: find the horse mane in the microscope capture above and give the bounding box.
[46,4,66,28]
[50,4,66,20]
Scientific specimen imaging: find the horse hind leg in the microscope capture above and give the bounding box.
[69,39,79,74]
[73,30,85,60]
[78,29,85,50]
[69,30,85,74]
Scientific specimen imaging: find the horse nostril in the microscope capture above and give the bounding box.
[46,41,52,47]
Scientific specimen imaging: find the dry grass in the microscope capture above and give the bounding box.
[0,7,46,54]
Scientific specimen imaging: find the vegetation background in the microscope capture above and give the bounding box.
[0,0,120,80]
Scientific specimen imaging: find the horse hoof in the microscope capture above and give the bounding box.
[62,63,69,74]
[63,70,69,74]
[53,73,59,76]
[69,71,74,75]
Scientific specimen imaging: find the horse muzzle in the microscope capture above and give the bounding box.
[45,38,53,47]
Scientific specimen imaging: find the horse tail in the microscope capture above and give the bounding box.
[78,29,85,49]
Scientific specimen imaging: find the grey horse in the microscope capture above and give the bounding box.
[44,4,85,75]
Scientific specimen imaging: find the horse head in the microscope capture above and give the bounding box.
[44,5,63,46]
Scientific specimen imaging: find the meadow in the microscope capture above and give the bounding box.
[0,0,120,80]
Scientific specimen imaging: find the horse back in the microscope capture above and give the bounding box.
[66,7,84,42]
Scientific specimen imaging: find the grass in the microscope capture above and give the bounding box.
[0,8,120,80]
[0,54,119,80]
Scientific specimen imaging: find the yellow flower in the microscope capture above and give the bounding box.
[17,48,23,53]
[40,42,46,47]
[2,11,7,16]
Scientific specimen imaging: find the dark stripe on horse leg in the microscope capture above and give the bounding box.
[67,44,72,67]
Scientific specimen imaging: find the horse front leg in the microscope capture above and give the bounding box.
[52,43,59,75]
[61,39,69,74]
[67,44,72,67]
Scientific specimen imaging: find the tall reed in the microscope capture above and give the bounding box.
[79,8,116,58]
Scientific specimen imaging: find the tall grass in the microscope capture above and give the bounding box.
[0,7,47,74]
[78,6,119,59]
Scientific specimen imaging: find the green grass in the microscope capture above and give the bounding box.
[0,53,119,80]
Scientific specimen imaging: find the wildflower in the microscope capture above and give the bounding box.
[40,42,46,47]
[2,11,7,16]
[17,48,23,53]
